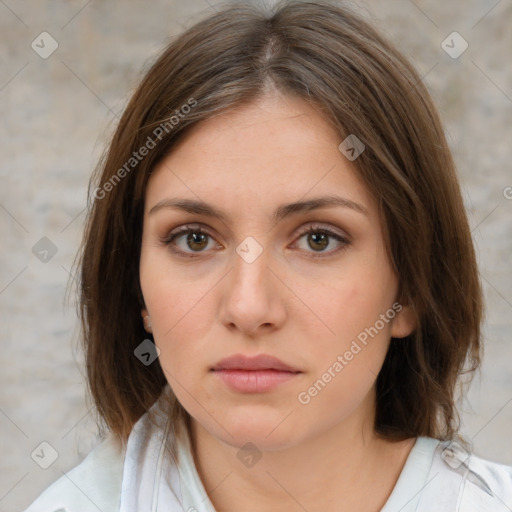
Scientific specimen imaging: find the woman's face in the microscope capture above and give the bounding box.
[139,91,415,450]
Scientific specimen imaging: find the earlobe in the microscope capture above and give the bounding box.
[141,309,152,333]
[390,304,417,339]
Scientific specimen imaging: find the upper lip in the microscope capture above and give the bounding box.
[211,354,301,373]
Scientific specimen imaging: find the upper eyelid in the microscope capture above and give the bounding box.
[164,222,349,247]
[166,222,348,238]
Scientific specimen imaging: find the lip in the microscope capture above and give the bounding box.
[211,354,301,372]
[210,354,302,393]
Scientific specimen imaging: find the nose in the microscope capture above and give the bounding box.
[219,241,287,337]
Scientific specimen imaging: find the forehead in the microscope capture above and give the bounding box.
[145,93,376,221]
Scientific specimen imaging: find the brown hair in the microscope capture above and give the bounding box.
[74,0,482,446]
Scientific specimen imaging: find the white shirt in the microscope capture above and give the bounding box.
[25,389,512,512]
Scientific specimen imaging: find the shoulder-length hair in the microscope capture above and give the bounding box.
[75,0,482,446]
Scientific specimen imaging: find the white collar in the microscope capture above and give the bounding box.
[119,387,216,512]
[119,388,511,512]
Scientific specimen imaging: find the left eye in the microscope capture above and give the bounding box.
[292,225,349,258]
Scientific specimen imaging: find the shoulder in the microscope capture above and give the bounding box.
[24,434,126,512]
[461,446,512,509]
[419,438,512,511]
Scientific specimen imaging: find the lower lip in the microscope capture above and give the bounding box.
[212,369,300,393]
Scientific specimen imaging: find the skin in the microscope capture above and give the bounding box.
[139,89,417,511]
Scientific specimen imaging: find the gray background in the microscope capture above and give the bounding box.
[1,0,511,510]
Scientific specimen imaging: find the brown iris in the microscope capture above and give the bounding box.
[187,232,209,251]
[308,232,329,251]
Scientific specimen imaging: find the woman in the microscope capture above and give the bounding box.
[26,1,512,511]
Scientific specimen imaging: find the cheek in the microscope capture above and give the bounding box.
[140,244,210,331]
[150,294,212,373]
[296,286,393,425]
[297,265,396,388]
[139,253,214,375]
[299,270,396,343]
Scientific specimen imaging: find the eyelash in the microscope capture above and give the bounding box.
[161,223,350,260]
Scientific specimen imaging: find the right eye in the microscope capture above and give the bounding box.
[162,224,221,258]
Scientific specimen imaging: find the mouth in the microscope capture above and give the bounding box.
[210,353,301,372]
[210,354,302,393]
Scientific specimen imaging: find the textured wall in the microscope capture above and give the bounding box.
[1,0,511,510]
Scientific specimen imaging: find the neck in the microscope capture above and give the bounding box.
[188,401,415,512]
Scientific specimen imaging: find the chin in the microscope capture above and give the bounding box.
[196,406,304,452]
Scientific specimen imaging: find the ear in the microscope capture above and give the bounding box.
[390,304,417,339]
[141,308,153,333]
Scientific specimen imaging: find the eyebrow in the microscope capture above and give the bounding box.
[148,195,368,222]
